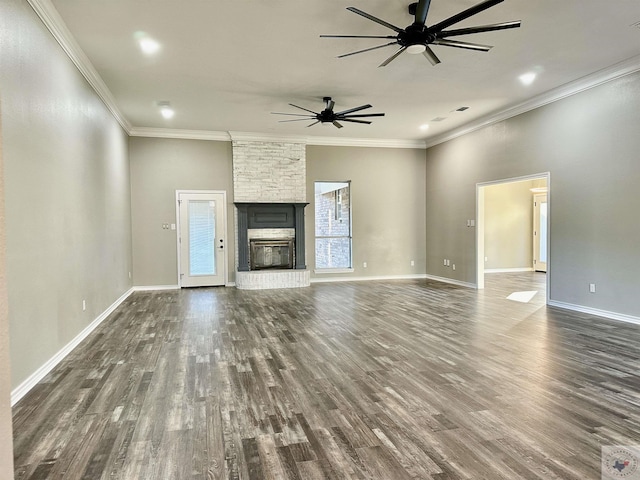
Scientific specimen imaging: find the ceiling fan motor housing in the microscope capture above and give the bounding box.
[398,25,435,48]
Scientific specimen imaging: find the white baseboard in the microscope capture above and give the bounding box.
[11,287,135,406]
[548,300,640,326]
[311,273,428,284]
[423,274,476,289]
[485,268,534,273]
[132,285,179,291]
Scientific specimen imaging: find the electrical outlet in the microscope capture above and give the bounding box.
[444,259,447,266]
[128,271,132,279]
[410,260,415,266]
[446,259,450,267]
[363,262,367,268]
[82,300,86,311]
[453,264,456,270]
[589,283,596,293]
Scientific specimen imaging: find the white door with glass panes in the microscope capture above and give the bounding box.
[178,191,226,287]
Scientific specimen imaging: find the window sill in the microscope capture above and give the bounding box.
[314,268,354,275]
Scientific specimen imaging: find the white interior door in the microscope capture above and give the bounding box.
[178,192,226,287]
[533,193,548,272]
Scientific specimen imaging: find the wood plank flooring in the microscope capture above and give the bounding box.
[12,273,640,479]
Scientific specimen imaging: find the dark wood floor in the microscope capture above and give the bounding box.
[12,273,640,479]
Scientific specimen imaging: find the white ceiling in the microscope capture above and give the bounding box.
[43,0,640,145]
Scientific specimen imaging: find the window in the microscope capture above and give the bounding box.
[315,181,352,270]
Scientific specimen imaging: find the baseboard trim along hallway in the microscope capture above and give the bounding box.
[548,299,640,326]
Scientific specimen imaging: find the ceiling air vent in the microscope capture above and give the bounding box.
[431,116,447,122]
[455,106,470,112]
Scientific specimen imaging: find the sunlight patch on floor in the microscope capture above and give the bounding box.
[507,291,538,303]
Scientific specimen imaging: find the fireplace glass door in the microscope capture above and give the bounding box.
[250,239,294,270]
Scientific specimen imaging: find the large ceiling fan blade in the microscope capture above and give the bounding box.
[433,38,492,51]
[288,103,319,115]
[346,7,404,33]
[423,46,441,65]
[379,46,407,67]
[307,121,320,127]
[440,20,521,38]
[332,121,344,129]
[334,104,372,116]
[341,113,385,118]
[340,118,372,125]
[414,0,432,26]
[278,118,318,123]
[271,112,316,117]
[429,0,503,32]
[337,41,399,58]
[320,34,398,39]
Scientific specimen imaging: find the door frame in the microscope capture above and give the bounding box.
[533,192,548,272]
[175,190,228,288]
[476,172,550,303]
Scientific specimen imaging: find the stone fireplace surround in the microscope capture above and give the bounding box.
[232,138,310,290]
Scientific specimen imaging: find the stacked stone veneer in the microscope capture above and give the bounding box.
[232,140,309,289]
[232,141,306,202]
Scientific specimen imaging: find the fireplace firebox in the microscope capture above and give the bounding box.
[235,202,308,272]
[250,238,294,270]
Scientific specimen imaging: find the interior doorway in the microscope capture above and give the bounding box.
[476,173,550,303]
[533,193,548,272]
[176,191,227,287]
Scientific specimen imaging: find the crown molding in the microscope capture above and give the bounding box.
[228,132,308,144]
[131,129,427,149]
[129,127,231,141]
[305,136,427,149]
[424,54,640,149]
[27,0,132,133]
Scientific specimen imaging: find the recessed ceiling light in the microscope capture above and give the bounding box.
[420,124,429,131]
[135,32,161,55]
[519,72,537,86]
[157,101,174,119]
[160,106,174,119]
[140,37,160,55]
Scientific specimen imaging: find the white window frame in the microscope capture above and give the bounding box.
[314,181,353,274]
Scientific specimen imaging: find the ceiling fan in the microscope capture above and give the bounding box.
[272,97,385,128]
[321,0,521,67]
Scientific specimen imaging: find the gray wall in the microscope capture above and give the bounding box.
[307,145,426,278]
[484,180,537,270]
[1,0,133,389]
[425,71,640,317]
[0,104,13,478]
[129,137,234,286]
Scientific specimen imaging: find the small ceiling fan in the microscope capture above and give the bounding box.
[272,97,385,128]
[321,0,521,67]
